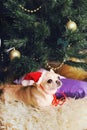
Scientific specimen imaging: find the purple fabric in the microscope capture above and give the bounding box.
[14,76,24,84]
[56,78,87,99]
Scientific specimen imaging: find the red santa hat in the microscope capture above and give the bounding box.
[22,71,46,86]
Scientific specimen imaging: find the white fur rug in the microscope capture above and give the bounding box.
[0,98,87,130]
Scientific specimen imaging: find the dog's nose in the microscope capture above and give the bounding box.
[56,80,61,86]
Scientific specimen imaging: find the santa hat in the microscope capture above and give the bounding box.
[21,71,46,86]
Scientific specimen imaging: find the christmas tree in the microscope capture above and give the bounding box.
[1,0,87,82]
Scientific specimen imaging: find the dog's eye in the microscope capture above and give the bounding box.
[47,79,52,83]
[58,76,60,80]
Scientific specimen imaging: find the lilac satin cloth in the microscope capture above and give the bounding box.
[14,77,24,84]
[56,78,87,99]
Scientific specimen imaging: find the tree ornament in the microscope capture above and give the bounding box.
[34,22,40,27]
[66,20,77,31]
[9,48,21,60]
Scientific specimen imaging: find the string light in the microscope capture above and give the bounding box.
[46,59,66,71]
[19,4,42,13]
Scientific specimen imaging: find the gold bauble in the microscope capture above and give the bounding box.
[9,49,21,60]
[34,22,40,27]
[66,20,77,31]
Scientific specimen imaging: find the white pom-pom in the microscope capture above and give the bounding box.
[22,80,34,86]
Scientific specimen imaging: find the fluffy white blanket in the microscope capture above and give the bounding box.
[0,98,87,130]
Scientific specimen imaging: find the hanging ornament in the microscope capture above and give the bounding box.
[66,20,77,31]
[34,22,40,27]
[9,48,21,60]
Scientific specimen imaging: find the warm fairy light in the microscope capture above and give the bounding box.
[19,5,41,13]
[46,60,65,71]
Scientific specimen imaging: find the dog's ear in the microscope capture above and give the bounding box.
[50,69,55,73]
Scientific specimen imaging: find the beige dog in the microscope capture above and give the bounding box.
[1,70,62,107]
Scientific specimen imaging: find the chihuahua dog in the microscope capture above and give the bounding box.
[0,70,62,107]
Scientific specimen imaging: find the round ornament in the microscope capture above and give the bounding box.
[66,20,77,31]
[9,48,21,60]
[34,22,40,27]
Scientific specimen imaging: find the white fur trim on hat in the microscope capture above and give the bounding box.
[22,80,34,86]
